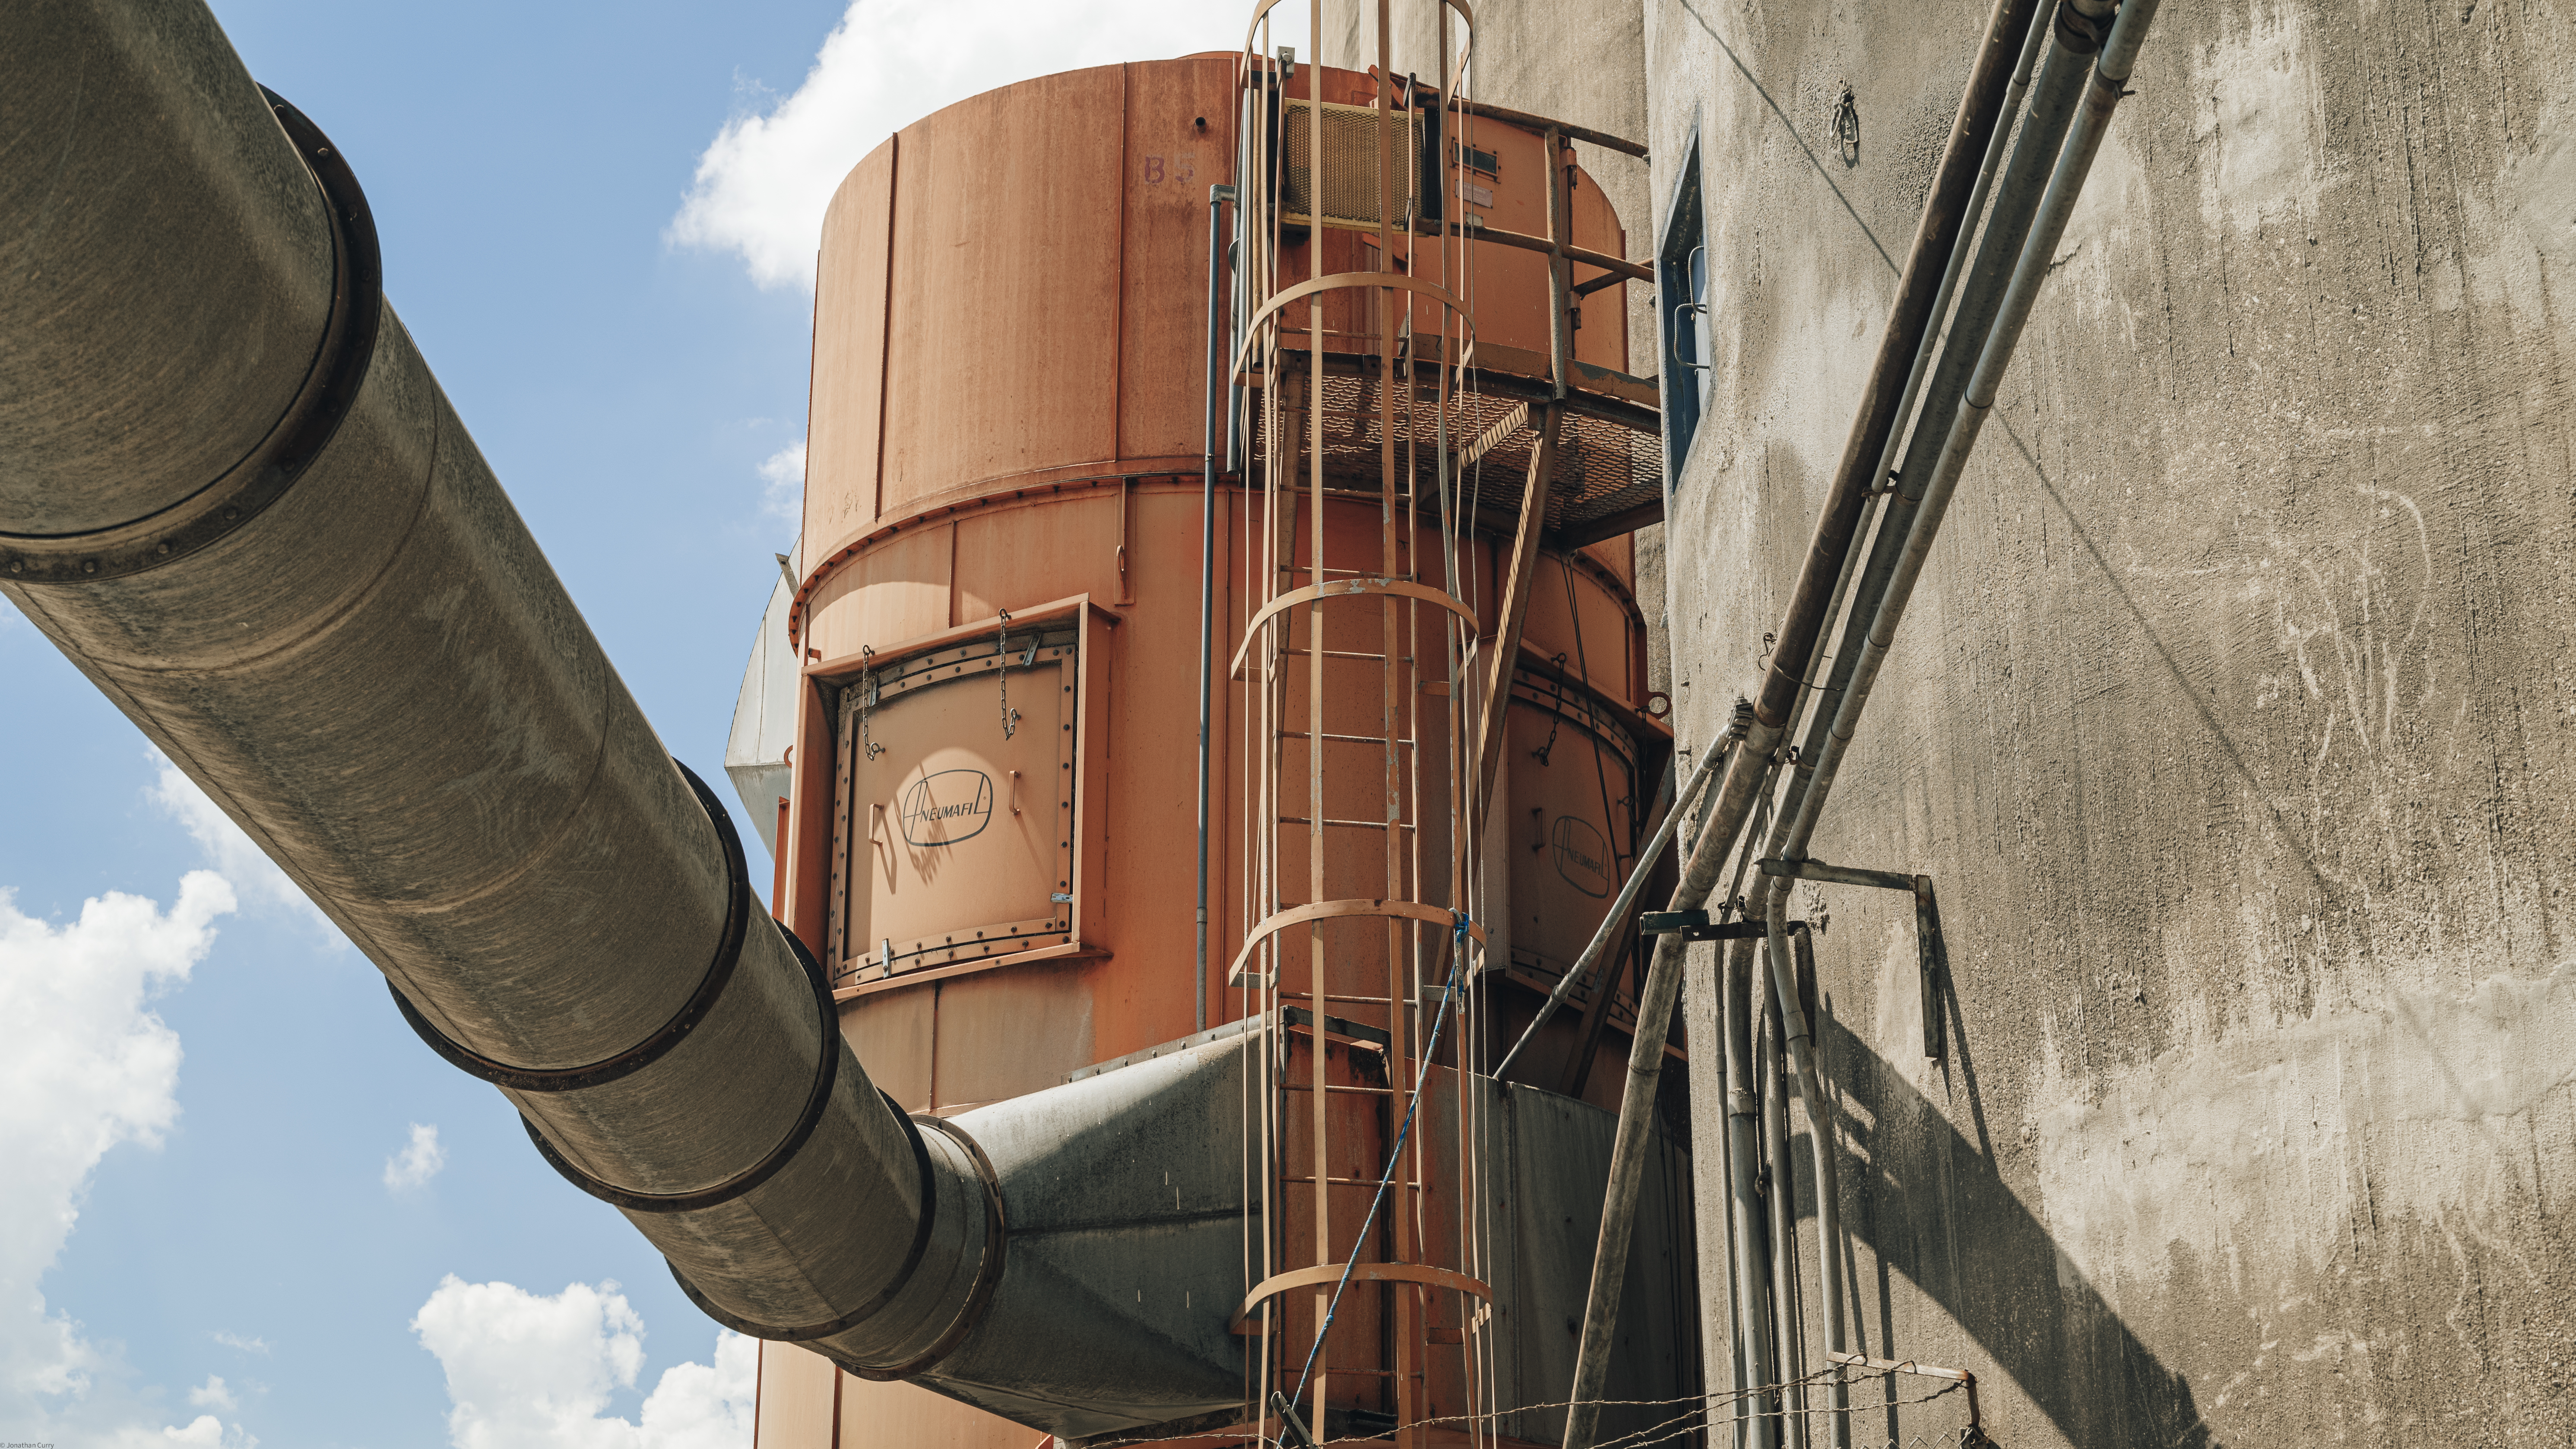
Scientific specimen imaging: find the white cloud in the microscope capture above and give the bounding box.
[147,752,339,940]
[187,1376,237,1412]
[412,1276,757,1449]
[758,443,806,523]
[670,0,1308,290]
[0,871,235,1435]
[384,1123,448,1191]
[110,1414,256,1448]
[211,1332,270,1355]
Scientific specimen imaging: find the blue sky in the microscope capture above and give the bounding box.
[0,2,1304,1445]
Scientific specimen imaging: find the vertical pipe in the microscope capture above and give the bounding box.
[1760,895,1841,1446]
[1724,936,1779,1449]
[1726,6,2064,1445]
[1761,989,1808,1449]
[1199,182,1235,1037]
[1543,127,1569,399]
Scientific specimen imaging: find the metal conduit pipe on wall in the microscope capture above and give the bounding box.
[1746,4,2159,1446]
[1760,974,1810,1449]
[1755,0,2152,990]
[1722,936,1781,1449]
[0,4,1257,1439]
[1556,0,2047,1440]
[1779,0,2163,881]
[1736,5,2093,1442]
[1758,0,2107,888]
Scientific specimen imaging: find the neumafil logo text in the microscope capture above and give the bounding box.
[1550,814,1613,898]
[900,769,995,846]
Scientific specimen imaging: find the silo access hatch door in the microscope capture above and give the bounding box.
[827,621,1079,987]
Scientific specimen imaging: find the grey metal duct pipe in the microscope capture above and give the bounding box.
[0,3,1247,1439]
[2,0,989,1380]
[1557,0,2046,1439]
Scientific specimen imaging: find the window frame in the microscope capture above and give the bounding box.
[1655,130,1710,482]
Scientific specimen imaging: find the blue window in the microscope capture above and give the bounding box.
[1657,141,1708,482]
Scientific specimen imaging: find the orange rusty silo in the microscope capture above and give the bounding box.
[759,42,1680,1449]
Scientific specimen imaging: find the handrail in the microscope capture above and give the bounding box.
[1229,271,1469,390]
[1240,0,1472,66]
[1451,218,1651,282]
[1234,1262,1492,1333]
[1225,898,1487,987]
[1452,96,1645,159]
[1228,577,1478,681]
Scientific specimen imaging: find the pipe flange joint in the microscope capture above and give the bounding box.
[515,908,843,1215]
[0,88,381,585]
[2056,0,2117,55]
[665,1090,941,1334]
[664,1109,1005,1380]
[847,1113,1008,1380]
[391,758,753,1094]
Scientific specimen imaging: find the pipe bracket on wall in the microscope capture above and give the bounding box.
[390,760,754,1093]
[1757,857,1950,1059]
[0,87,380,585]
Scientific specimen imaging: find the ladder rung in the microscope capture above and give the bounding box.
[1278,650,1413,663]
[1277,1176,1425,1188]
[1282,1083,1396,1095]
[1277,730,1416,746]
[1277,817,1417,831]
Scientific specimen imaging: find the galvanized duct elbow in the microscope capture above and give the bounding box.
[0,0,999,1394]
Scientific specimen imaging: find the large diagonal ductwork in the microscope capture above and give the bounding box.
[0,1,1245,1436]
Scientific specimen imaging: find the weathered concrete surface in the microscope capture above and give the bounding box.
[1320,0,1673,697]
[1644,0,2576,1440]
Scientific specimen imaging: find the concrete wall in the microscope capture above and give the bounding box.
[1320,0,1673,698]
[1645,0,2576,1441]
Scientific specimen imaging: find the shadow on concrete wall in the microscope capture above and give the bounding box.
[1809,993,2220,1448]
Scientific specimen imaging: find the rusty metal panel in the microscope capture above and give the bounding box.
[1518,552,1639,704]
[950,494,1121,625]
[786,669,837,952]
[754,1344,840,1449]
[808,139,897,560]
[836,636,1076,980]
[1118,59,1239,462]
[836,1373,1036,1449]
[930,966,1096,1110]
[802,520,952,664]
[881,67,1123,512]
[1568,160,1628,373]
[1502,675,1641,983]
[839,989,932,1112]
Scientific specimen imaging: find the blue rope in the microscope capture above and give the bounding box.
[1285,912,1473,1424]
